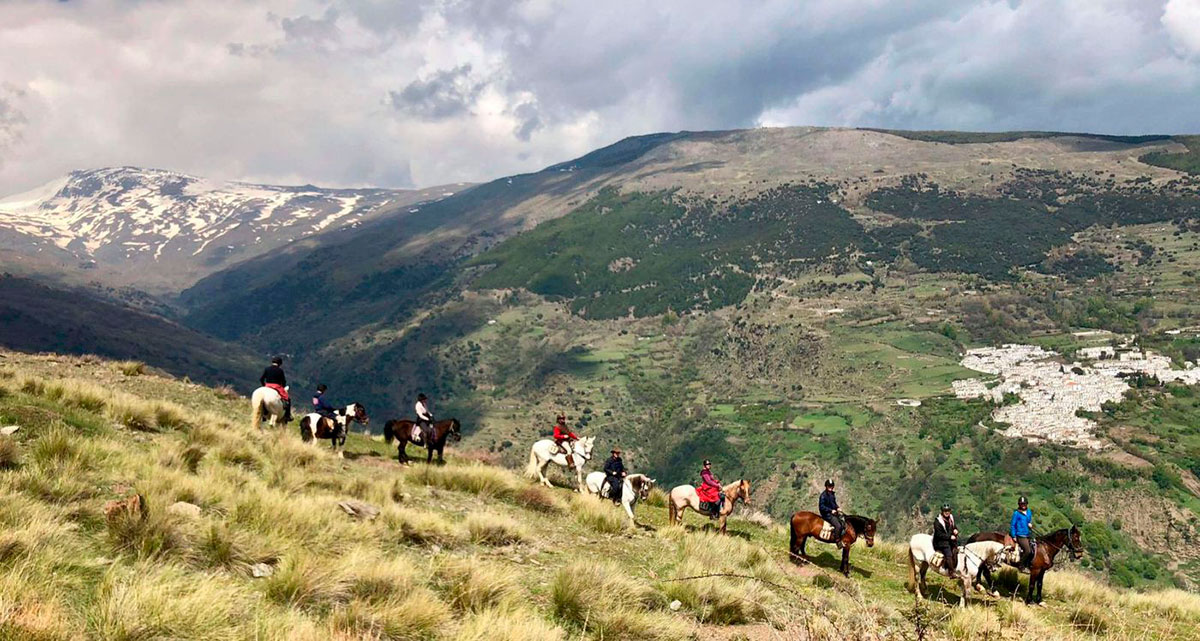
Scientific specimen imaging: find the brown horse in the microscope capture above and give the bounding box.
[968,526,1083,604]
[382,418,462,464]
[666,479,751,534]
[789,512,877,576]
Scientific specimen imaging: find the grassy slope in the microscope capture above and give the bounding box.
[1,350,1198,641]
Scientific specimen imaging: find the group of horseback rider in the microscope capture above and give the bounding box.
[933,497,1036,573]
[818,478,1036,573]
[260,356,437,445]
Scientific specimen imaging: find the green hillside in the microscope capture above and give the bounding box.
[2,350,1198,640]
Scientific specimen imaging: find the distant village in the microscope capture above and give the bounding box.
[952,339,1200,450]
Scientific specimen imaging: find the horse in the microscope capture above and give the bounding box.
[969,527,1082,605]
[964,531,1016,596]
[585,472,657,522]
[525,436,595,492]
[382,418,462,464]
[299,403,369,458]
[250,386,287,430]
[908,534,1011,607]
[788,511,877,576]
[666,479,751,535]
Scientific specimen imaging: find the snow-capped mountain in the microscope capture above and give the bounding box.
[0,167,465,293]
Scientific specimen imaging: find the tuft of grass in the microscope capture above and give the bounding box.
[90,563,254,640]
[328,594,450,641]
[109,400,157,431]
[644,486,668,508]
[455,608,566,641]
[116,360,146,376]
[571,493,626,534]
[383,507,463,547]
[947,606,1000,640]
[106,502,189,560]
[431,557,521,613]
[407,462,517,499]
[261,554,351,613]
[513,485,564,513]
[192,524,262,575]
[466,512,529,546]
[1068,603,1110,635]
[550,561,682,638]
[0,436,19,469]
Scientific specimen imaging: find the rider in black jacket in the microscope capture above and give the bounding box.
[259,356,291,422]
[603,448,627,503]
[932,504,959,573]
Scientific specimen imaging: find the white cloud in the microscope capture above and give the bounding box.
[1,1,1199,196]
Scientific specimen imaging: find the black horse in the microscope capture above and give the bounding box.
[382,418,462,464]
[968,526,1083,604]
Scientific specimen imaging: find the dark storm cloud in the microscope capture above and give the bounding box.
[3,0,1200,195]
[389,65,483,120]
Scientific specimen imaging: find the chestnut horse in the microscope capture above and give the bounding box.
[667,479,751,534]
[788,511,877,576]
[382,418,462,464]
[968,526,1082,605]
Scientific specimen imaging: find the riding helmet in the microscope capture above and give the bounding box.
[703,459,711,466]
[825,479,835,488]
[417,393,427,401]
[1018,496,1028,506]
[941,503,952,512]
[271,356,283,365]
[317,384,327,392]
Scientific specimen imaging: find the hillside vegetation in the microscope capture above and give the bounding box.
[1,350,1198,640]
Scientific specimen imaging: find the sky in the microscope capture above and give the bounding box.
[2,0,1200,195]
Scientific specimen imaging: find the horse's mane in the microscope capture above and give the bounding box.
[844,514,873,532]
[1038,527,1072,543]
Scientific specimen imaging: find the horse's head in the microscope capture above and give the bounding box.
[448,418,462,442]
[861,518,877,548]
[350,403,369,425]
[631,475,656,500]
[1068,524,1084,561]
[736,479,752,505]
[575,436,595,459]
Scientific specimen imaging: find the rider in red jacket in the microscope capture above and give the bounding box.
[553,414,578,466]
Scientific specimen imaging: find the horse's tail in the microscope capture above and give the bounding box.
[383,420,396,445]
[789,519,798,557]
[668,494,677,524]
[907,545,917,591]
[251,394,263,430]
[524,446,540,480]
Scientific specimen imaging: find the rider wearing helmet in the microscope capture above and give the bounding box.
[699,459,724,519]
[552,414,578,467]
[1010,496,1034,570]
[312,384,336,420]
[415,393,434,444]
[933,503,959,573]
[603,448,627,504]
[260,356,291,423]
[819,479,846,549]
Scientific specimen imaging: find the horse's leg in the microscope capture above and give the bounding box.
[426,444,434,464]
[537,461,552,488]
[623,496,635,522]
[1025,569,1037,604]
[800,534,809,557]
[919,563,928,598]
[841,545,851,576]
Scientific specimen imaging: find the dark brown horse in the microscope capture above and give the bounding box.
[968,526,1083,604]
[382,418,462,464]
[789,511,877,576]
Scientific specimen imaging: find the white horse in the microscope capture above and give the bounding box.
[908,534,1013,607]
[250,386,288,430]
[585,472,657,522]
[525,436,595,491]
[298,403,369,458]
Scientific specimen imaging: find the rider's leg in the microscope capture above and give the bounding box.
[282,398,292,422]
[833,514,846,548]
[1017,536,1032,569]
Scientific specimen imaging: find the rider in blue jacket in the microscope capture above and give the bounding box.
[1010,496,1033,570]
[312,384,337,419]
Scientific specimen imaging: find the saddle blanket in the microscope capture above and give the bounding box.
[930,551,944,567]
[819,521,834,539]
[409,425,423,442]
